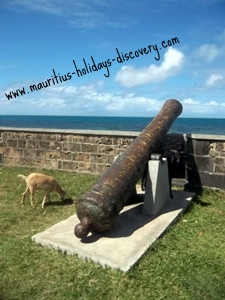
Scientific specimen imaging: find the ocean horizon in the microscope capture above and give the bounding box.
[0,115,225,135]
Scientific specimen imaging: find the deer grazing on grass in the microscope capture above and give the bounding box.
[18,173,65,208]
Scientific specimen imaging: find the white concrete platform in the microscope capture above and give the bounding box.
[32,190,195,272]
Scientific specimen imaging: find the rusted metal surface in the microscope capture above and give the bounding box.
[74,99,183,238]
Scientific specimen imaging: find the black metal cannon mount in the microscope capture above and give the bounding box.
[74,99,183,239]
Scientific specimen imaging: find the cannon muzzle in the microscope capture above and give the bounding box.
[74,99,183,238]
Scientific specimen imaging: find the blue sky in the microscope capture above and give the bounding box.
[0,0,225,117]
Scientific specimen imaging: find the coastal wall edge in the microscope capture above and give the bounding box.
[0,127,225,190]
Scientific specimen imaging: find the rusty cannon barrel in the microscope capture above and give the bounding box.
[74,99,183,238]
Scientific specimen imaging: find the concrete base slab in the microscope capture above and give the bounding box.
[32,190,195,272]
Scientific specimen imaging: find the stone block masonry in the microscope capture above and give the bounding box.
[186,134,225,190]
[0,128,138,174]
[0,128,225,191]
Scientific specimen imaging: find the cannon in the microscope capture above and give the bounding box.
[74,99,183,238]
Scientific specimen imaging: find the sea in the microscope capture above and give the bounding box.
[0,115,225,135]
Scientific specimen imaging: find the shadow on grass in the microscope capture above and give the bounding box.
[183,185,212,215]
[44,197,74,207]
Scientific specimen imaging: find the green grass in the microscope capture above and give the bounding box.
[1,166,225,300]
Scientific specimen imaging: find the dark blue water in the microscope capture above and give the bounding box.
[0,115,225,135]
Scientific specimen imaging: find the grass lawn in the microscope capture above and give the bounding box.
[1,166,225,300]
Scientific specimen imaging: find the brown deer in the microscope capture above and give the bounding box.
[18,173,65,208]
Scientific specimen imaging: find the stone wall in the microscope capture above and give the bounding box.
[0,127,225,190]
[0,128,139,174]
[186,134,225,190]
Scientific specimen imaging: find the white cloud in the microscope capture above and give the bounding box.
[195,44,222,63]
[205,101,219,106]
[181,98,225,117]
[115,48,185,88]
[1,81,168,115]
[182,98,200,105]
[4,0,126,29]
[2,80,225,117]
[30,97,66,109]
[204,74,224,88]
